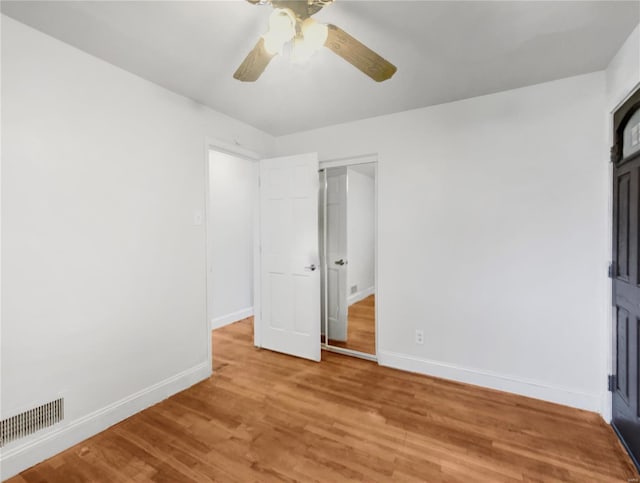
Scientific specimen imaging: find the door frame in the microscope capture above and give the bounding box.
[320,153,380,362]
[204,137,263,372]
[609,84,640,472]
[607,82,640,420]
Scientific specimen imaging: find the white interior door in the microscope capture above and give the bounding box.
[326,168,348,342]
[259,153,321,361]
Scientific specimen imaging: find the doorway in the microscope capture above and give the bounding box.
[207,149,256,330]
[207,149,323,363]
[320,160,377,360]
[611,87,640,472]
[206,142,261,371]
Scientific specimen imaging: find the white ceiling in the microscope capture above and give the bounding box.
[2,1,638,136]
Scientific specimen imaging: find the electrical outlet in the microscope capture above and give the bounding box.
[415,329,424,345]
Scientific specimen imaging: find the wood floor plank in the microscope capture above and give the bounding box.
[6,317,639,482]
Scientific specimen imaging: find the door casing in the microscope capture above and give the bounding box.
[610,86,640,472]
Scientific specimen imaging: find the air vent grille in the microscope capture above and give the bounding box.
[1,398,64,447]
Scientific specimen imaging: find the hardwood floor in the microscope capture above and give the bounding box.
[9,318,639,482]
[328,295,375,355]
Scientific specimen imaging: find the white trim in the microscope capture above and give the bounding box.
[253,162,262,348]
[319,153,378,170]
[322,344,377,362]
[321,169,329,344]
[203,142,214,376]
[609,80,640,114]
[348,286,375,306]
[378,350,602,412]
[0,362,210,481]
[604,109,615,423]
[374,161,379,358]
[210,307,254,330]
[205,137,261,161]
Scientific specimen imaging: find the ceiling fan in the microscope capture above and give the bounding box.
[233,0,397,82]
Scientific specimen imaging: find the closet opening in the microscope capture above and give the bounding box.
[319,161,378,361]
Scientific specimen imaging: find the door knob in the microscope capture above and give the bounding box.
[334,259,347,266]
[305,264,317,271]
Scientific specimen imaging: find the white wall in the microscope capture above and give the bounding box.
[0,16,274,479]
[347,167,375,304]
[276,72,609,413]
[208,151,255,328]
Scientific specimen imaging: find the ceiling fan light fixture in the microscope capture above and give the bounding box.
[268,8,296,39]
[234,0,396,82]
[262,31,286,55]
[261,8,296,55]
[301,18,328,51]
[292,36,315,64]
[292,18,328,64]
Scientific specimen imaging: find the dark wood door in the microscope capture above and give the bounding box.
[612,89,640,472]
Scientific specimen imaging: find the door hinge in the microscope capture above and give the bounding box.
[608,262,615,279]
[611,144,620,164]
[608,374,616,392]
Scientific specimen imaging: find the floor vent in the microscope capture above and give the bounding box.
[1,398,64,447]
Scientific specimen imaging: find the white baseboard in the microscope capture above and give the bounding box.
[378,350,602,413]
[0,362,210,480]
[210,307,253,330]
[348,286,375,306]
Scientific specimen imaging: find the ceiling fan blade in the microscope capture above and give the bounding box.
[324,24,397,82]
[233,38,276,82]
